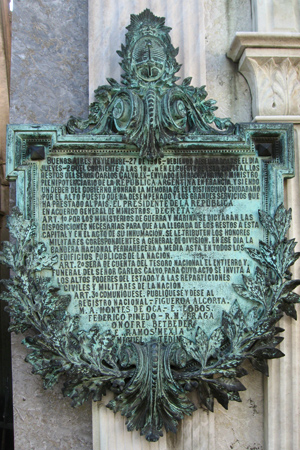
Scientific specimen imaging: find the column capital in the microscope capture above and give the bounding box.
[228,33,300,117]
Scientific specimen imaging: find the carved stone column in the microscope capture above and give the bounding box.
[228,14,300,449]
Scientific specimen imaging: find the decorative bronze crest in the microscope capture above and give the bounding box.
[2,9,299,442]
[67,9,234,159]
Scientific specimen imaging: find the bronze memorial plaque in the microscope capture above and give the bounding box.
[39,153,262,342]
[2,9,299,441]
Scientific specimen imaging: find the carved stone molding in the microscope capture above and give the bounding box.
[241,56,300,116]
[228,35,300,117]
[229,29,300,450]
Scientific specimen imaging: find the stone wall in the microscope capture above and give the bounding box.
[10,0,89,124]
[9,2,92,450]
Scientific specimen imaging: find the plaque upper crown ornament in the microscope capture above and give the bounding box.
[67,9,235,158]
[118,9,180,87]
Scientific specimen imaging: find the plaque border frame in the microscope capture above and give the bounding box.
[2,122,300,441]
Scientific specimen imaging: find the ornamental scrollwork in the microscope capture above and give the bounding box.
[1,205,299,441]
[66,9,235,159]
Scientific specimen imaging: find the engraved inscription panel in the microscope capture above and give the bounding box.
[39,155,262,343]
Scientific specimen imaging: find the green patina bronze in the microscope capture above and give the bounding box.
[67,9,234,159]
[2,9,300,442]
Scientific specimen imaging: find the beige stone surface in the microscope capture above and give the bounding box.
[231,8,300,444]
[204,0,252,122]
[252,0,300,33]
[11,334,92,450]
[214,362,264,450]
[263,121,300,450]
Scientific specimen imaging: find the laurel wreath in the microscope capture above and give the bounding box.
[1,204,299,441]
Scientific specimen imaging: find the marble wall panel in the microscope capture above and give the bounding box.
[10,0,89,124]
[9,2,92,450]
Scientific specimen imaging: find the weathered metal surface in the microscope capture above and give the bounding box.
[2,9,299,443]
[67,9,234,159]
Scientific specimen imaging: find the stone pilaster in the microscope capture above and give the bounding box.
[228,17,300,450]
